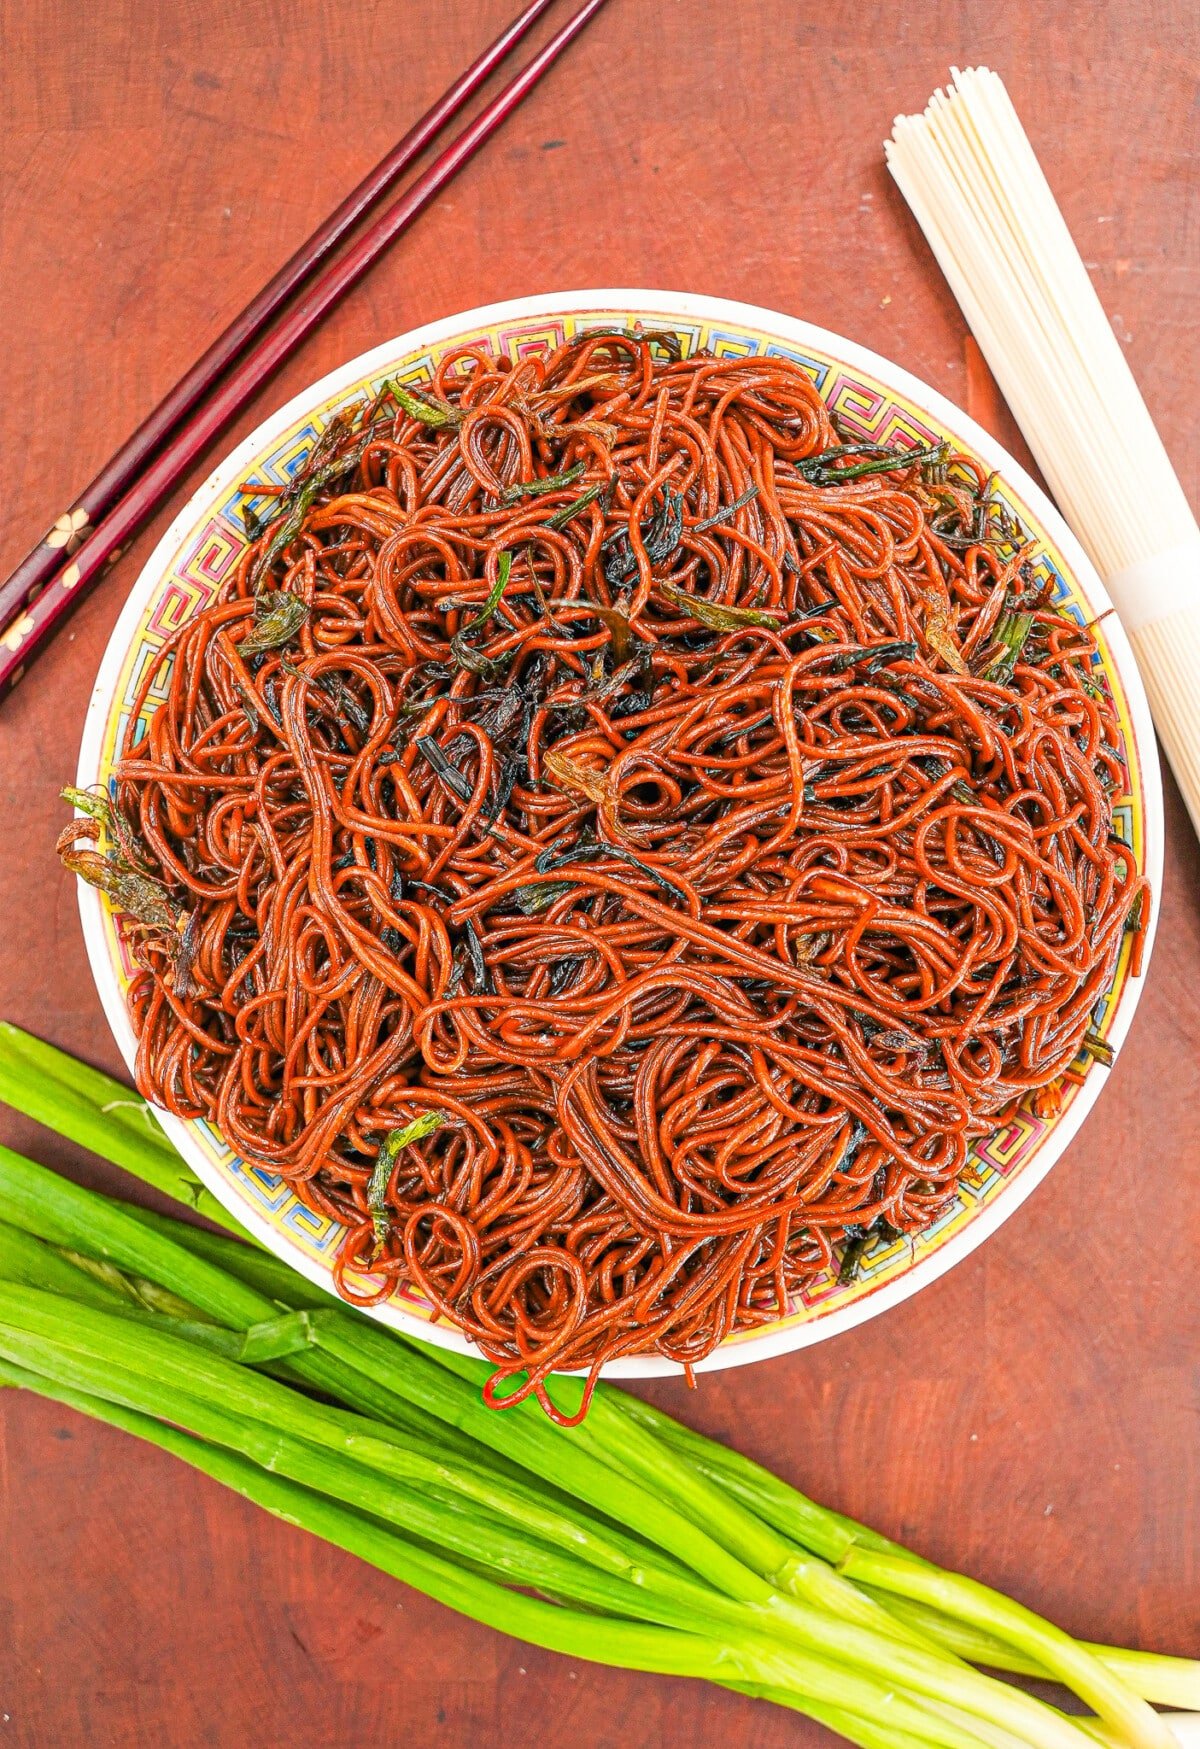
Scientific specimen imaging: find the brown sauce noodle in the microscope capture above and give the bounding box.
[90,335,1146,1420]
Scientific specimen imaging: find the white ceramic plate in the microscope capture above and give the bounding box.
[77,290,1163,1377]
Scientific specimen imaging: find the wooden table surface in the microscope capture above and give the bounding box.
[2,1,1197,1743]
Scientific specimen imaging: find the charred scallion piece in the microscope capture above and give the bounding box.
[838,1231,870,1286]
[512,881,576,915]
[60,784,146,871]
[57,849,182,935]
[280,658,372,736]
[690,484,760,534]
[416,736,474,804]
[918,758,976,806]
[57,790,198,985]
[629,326,683,359]
[535,839,689,907]
[797,440,948,488]
[602,490,686,587]
[367,1113,445,1245]
[248,424,382,591]
[548,956,584,996]
[590,605,637,663]
[391,383,463,429]
[234,679,260,733]
[659,584,782,633]
[1080,1027,1114,1068]
[462,920,493,994]
[500,462,586,505]
[451,553,513,674]
[982,608,1036,682]
[543,749,614,809]
[825,640,917,674]
[547,480,608,530]
[239,591,309,656]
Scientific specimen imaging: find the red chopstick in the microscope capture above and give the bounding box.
[0,0,558,637]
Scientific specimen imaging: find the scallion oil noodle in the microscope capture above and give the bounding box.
[64,334,1148,1420]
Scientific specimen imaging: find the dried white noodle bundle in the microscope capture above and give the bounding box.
[888,67,1200,834]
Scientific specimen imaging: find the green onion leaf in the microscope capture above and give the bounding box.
[590,604,635,662]
[279,657,372,736]
[249,422,384,591]
[60,784,112,827]
[454,553,512,634]
[915,585,968,675]
[416,735,474,803]
[450,553,513,675]
[60,784,147,871]
[535,839,690,907]
[825,640,917,674]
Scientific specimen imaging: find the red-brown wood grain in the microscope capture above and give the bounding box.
[1,1,1197,1743]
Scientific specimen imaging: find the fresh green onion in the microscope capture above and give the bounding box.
[839,1548,1174,1749]
[0,1037,1194,1749]
[119,1204,329,1307]
[0,1287,1097,1748]
[858,1594,1200,1712]
[0,1024,248,1237]
[0,1217,139,1311]
[0,1357,812,1707]
[606,1387,883,1564]
[2,1341,1028,1749]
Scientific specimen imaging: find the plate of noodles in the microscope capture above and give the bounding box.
[70,290,1160,1415]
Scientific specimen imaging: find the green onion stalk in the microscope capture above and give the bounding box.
[0,1025,1196,1748]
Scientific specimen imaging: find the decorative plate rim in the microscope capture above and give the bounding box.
[77,287,1164,1379]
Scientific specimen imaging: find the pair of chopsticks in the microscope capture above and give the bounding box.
[0,0,609,703]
